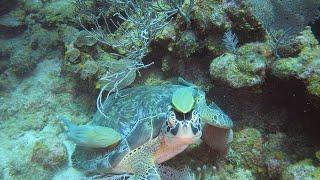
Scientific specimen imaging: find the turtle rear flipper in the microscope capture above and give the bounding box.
[59,116,121,148]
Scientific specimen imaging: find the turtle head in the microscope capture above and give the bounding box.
[161,87,202,143]
[162,108,202,144]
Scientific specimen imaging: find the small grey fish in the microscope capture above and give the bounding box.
[59,116,121,148]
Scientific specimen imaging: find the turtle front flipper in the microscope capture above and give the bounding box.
[196,103,234,152]
[118,144,161,180]
[125,145,161,179]
[59,116,121,148]
[198,103,233,129]
[133,159,161,180]
[111,135,162,180]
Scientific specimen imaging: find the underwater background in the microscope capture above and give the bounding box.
[1,0,320,179]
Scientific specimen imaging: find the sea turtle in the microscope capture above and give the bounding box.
[60,79,233,179]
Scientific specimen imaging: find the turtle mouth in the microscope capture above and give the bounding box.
[172,132,202,144]
[164,109,202,139]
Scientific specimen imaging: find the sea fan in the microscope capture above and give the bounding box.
[223,29,238,54]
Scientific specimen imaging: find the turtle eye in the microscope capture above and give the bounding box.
[168,111,176,128]
[191,110,200,122]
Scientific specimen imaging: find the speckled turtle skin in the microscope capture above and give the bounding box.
[72,84,233,177]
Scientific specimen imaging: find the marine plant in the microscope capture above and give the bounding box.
[74,0,186,116]
[223,29,238,54]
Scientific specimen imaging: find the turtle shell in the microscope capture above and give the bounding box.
[72,84,187,173]
[93,84,186,128]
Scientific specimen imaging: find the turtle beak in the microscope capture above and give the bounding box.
[182,124,188,131]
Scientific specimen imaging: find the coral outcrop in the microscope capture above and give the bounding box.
[210,43,270,88]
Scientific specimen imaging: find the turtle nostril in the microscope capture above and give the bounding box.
[174,111,192,121]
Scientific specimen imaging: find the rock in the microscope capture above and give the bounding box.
[205,35,225,57]
[74,30,98,48]
[282,159,319,180]
[0,10,26,36]
[8,24,60,76]
[97,60,137,91]
[227,128,265,174]
[272,57,305,79]
[316,150,320,162]
[53,167,85,180]
[2,130,67,179]
[21,0,43,13]
[272,28,320,80]
[210,43,269,88]
[0,14,24,29]
[80,59,99,80]
[174,30,199,58]
[0,0,17,15]
[263,133,291,178]
[58,25,80,47]
[65,46,81,64]
[10,46,38,76]
[28,24,61,52]
[31,139,67,170]
[0,50,10,73]
[40,0,77,27]
[272,27,320,109]
[190,0,230,33]
[229,168,255,180]
[225,2,267,43]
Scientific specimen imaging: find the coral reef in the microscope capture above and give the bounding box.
[0,0,319,179]
[0,59,92,179]
[228,128,264,174]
